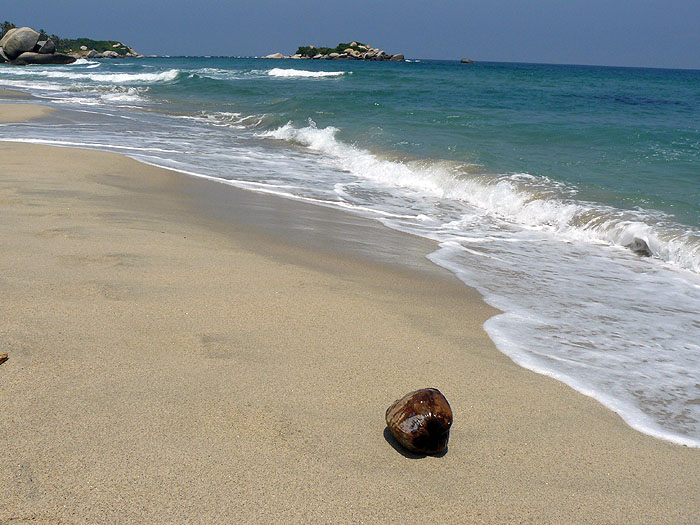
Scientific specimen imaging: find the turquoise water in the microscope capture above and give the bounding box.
[2,57,700,445]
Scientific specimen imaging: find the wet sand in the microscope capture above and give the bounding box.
[1,118,699,522]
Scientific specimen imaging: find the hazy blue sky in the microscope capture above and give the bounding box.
[3,1,699,69]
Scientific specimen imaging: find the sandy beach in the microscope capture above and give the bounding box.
[1,104,700,523]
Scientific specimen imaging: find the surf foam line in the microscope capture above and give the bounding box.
[425,243,700,448]
[267,68,347,78]
[0,68,182,84]
[1,138,184,154]
[0,137,417,220]
[259,121,700,274]
[131,158,420,220]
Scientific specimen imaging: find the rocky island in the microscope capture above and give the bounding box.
[0,22,142,65]
[264,41,404,61]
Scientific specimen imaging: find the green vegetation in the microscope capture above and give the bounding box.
[54,37,130,55]
[0,20,131,55]
[1,20,16,38]
[296,41,368,58]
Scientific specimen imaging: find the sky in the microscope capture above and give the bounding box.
[3,0,699,69]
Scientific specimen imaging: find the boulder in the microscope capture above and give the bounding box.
[87,50,103,58]
[80,45,88,51]
[264,52,285,59]
[328,52,340,58]
[102,50,120,58]
[460,58,474,64]
[0,47,9,63]
[11,52,77,65]
[1,27,40,60]
[626,238,652,257]
[34,40,56,54]
[0,28,18,49]
[312,53,323,59]
[390,53,404,61]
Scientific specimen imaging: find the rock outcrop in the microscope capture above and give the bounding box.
[69,45,143,60]
[0,25,143,64]
[36,40,56,54]
[460,58,474,64]
[0,25,75,65]
[11,52,77,65]
[0,27,40,60]
[265,42,406,61]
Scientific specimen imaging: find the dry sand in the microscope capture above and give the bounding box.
[1,126,699,522]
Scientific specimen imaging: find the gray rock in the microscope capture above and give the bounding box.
[312,53,323,59]
[328,52,340,58]
[34,40,56,54]
[1,27,40,60]
[626,238,653,257]
[390,54,404,61]
[0,28,18,49]
[87,50,103,58]
[0,47,9,63]
[263,52,285,59]
[460,58,474,63]
[11,52,77,65]
[102,50,120,58]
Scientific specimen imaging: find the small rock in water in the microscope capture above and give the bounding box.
[385,388,453,455]
[626,237,652,257]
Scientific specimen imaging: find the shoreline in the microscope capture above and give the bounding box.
[0,88,55,122]
[4,91,698,448]
[1,102,700,521]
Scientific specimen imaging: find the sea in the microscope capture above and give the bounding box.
[1,57,699,446]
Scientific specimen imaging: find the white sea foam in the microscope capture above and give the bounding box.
[261,121,700,274]
[6,75,700,447]
[267,68,346,78]
[3,137,182,154]
[177,111,264,129]
[71,58,100,67]
[0,68,181,84]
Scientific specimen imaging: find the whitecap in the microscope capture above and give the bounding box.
[267,68,346,78]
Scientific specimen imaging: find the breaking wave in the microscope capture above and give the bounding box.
[267,68,347,78]
[261,121,700,274]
